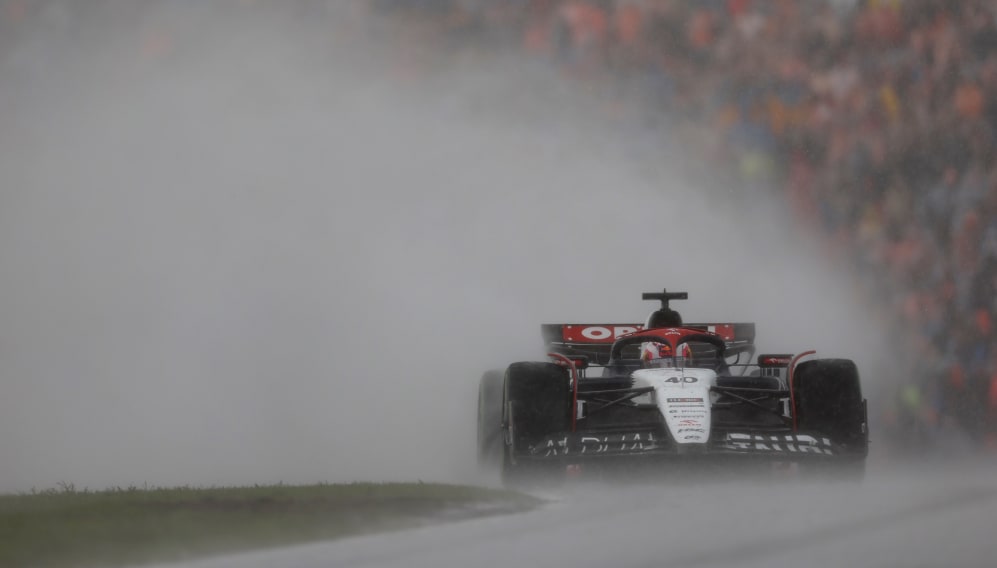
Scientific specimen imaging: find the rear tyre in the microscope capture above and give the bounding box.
[477,370,505,468]
[501,362,572,489]
[793,358,868,481]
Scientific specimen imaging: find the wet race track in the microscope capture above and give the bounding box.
[163,459,997,568]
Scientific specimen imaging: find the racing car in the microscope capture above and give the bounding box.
[477,288,869,486]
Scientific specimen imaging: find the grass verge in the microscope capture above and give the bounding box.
[0,482,539,568]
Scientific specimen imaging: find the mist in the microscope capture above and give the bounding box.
[0,3,888,493]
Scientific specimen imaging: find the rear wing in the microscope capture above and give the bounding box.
[542,323,756,365]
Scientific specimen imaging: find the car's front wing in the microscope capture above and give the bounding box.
[521,429,838,461]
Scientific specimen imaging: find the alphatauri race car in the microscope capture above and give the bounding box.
[477,289,869,486]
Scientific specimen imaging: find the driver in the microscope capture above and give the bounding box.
[640,341,673,368]
[640,340,692,368]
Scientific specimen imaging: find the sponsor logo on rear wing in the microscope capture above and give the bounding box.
[558,324,643,343]
[542,323,755,345]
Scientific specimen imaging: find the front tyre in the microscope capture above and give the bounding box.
[477,370,505,468]
[793,358,869,481]
[501,362,571,489]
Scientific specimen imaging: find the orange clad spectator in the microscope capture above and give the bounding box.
[558,2,584,45]
[522,0,558,50]
[860,0,903,45]
[714,104,740,131]
[954,82,985,119]
[582,2,609,47]
[976,309,992,336]
[727,0,751,19]
[615,3,643,47]
[767,97,790,135]
[523,20,551,53]
[561,1,608,49]
[950,363,966,390]
[688,9,715,50]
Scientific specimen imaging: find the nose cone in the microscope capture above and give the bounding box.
[631,368,716,445]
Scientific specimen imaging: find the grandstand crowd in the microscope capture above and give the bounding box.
[375,0,997,450]
[3,0,995,449]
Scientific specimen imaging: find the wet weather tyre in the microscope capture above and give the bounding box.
[500,362,571,488]
[793,358,869,480]
[477,370,505,468]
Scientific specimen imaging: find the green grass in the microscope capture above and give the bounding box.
[0,482,539,568]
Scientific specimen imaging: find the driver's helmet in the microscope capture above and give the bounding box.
[640,341,692,368]
[640,341,674,368]
[645,308,682,329]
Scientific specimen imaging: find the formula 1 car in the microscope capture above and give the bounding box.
[477,289,869,486]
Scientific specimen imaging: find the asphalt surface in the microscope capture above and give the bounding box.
[156,458,997,568]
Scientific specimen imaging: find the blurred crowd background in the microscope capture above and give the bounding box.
[3,0,995,453]
[370,0,997,454]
